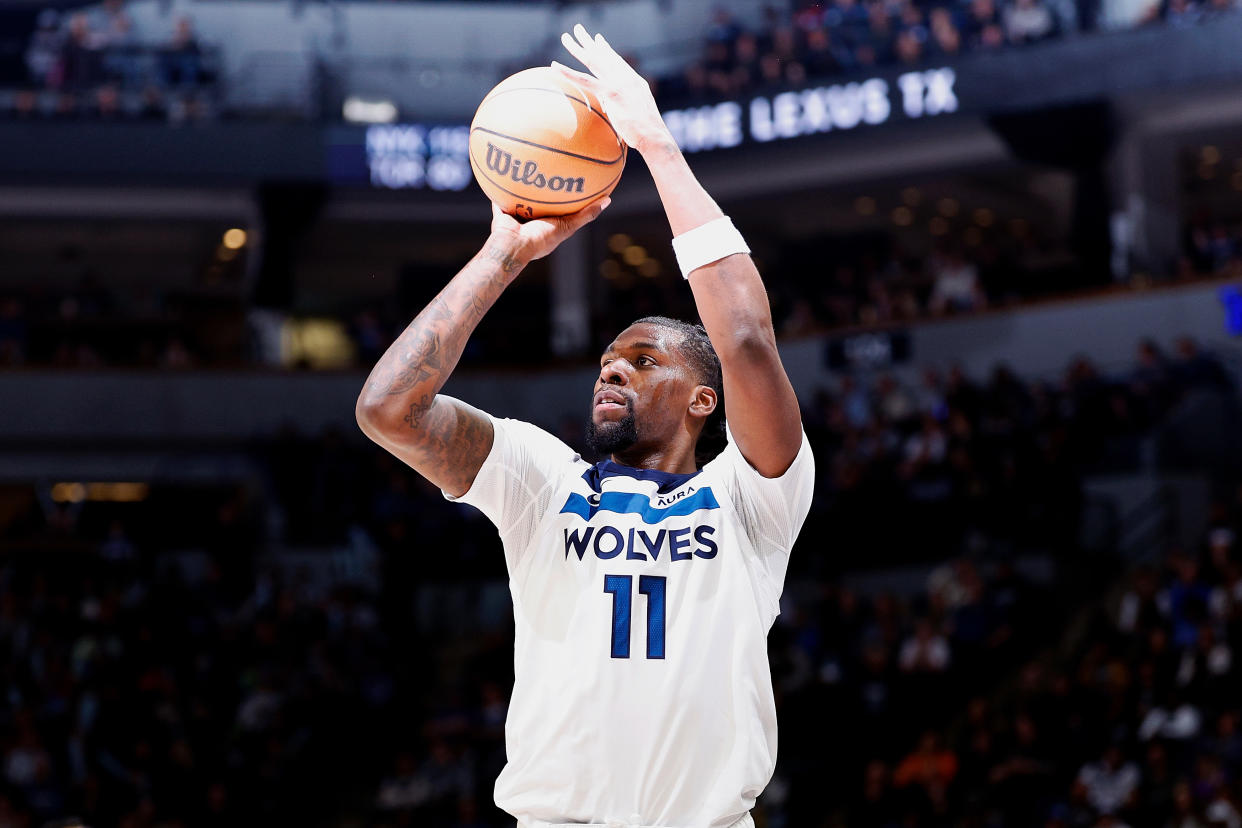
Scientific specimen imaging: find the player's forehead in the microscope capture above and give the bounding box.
[602,323,683,358]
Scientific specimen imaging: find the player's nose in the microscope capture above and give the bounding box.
[597,359,632,386]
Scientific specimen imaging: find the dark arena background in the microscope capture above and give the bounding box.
[3,0,1242,826]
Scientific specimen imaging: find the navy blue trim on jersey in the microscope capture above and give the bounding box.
[560,489,720,524]
[581,460,701,495]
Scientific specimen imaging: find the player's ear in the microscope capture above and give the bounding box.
[689,384,717,420]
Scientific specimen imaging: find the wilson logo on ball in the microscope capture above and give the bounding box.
[469,66,626,218]
[484,143,586,193]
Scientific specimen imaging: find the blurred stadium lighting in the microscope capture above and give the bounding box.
[50,482,149,502]
[222,228,247,249]
[344,96,399,125]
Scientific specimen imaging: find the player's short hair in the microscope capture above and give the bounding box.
[632,315,726,463]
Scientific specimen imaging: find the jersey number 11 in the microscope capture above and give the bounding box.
[603,574,666,660]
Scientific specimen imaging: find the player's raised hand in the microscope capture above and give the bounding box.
[488,197,610,263]
[554,24,673,156]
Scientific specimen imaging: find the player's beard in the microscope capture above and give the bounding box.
[586,403,639,455]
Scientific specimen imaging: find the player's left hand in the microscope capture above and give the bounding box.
[554,24,673,157]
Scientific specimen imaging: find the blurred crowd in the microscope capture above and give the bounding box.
[1183,216,1242,280]
[6,0,214,123]
[654,0,1239,106]
[793,508,1242,828]
[0,337,1239,827]
[6,0,1241,123]
[799,335,1234,568]
[0,274,244,370]
[0,248,1228,378]
[772,239,1009,335]
[585,227,1100,348]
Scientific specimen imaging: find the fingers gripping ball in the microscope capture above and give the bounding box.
[469,66,626,219]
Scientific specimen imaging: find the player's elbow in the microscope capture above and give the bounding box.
[355,395,379,440]
[355,391,392,442]
[715,322,778,364]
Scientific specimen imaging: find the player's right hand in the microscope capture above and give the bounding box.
[488,197,610,263]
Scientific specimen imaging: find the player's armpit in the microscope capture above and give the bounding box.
[360,395,494,498]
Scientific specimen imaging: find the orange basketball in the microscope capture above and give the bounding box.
[469,66,626,219]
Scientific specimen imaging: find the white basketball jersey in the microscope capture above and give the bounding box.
[444,403,815,828]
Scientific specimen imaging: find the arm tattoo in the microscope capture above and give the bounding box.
[399,398,495,495]
[403,396,431,430]
[367,250,514,400]
[358,241,522,491]
[479,243,524,274]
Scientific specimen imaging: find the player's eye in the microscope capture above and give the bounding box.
[637,355,655,366]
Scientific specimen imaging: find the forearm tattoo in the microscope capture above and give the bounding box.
[479,243,524,275]
[367,245,518,400]
[360,244,522,490]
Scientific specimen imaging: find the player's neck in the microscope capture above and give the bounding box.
[608,443,698,475]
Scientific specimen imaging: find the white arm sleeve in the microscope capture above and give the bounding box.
[441,403,582,572]
[706,425,816,619]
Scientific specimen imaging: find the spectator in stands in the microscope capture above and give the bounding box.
[929,8,966,55]
[97,0,142,90]
[1005,0,1058,42]
[894,27,926,63]
[965,0,1009,46]
[161,17,204,89]
[929,247,987,314]
[1118,565,1169,635]
[159,336,195,369]
[850,760,900,827]
[706,5,743,46]
[59,13,104,92]
[898,617,952,672]
[703,40,734,96]
[825,0,873,65]
[1076,744,1141,816]
[1172,337,1232,391]
[1165,0,1204,25]
[91,0,135,46]
[25,9,63,88]
[780,298,819,336]
[802,27,843,76]
[898,0,931,44]
[893,730,959,803]
[1130,339,1173,418]
[861,0,897,64]
[1203,0,1238,15]
[92,83,122,119]
[730,31,763,88]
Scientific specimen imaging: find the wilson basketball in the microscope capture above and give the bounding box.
[469,66,626,219]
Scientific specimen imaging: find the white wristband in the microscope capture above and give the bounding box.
[671,216,750,280]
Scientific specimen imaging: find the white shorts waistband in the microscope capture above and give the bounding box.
[522,813,753,828]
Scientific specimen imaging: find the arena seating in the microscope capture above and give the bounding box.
[1,343,1238,826]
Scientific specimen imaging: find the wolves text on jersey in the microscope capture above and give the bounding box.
[563,524,718,561]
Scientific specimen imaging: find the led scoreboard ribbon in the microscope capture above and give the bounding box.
[662,68,958,154]
[364,123,473,191]
[334,68,957,189]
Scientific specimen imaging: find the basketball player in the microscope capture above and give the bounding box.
[356,25,813,828]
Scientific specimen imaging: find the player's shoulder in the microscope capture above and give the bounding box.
[703,425,814,484]
[493,414,572,450]
[488,414,590,476]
